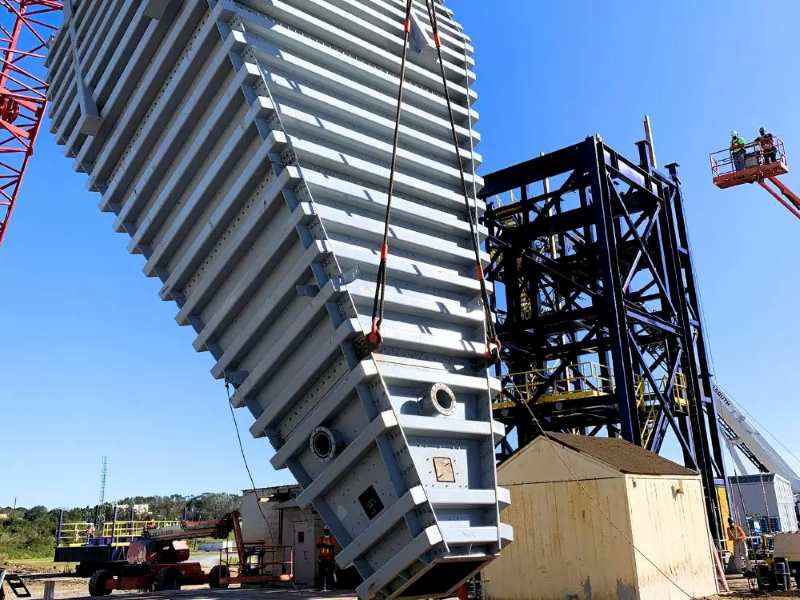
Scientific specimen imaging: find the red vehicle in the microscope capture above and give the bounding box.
[87,512,293,596]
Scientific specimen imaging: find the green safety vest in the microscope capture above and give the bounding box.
[730,137,745,151]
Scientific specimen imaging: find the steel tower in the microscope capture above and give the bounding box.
[482,136,727,541]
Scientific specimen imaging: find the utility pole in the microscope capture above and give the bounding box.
[99,456,108,506]
[94,456,108,525]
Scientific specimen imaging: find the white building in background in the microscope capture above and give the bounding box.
[241,486,354,587]
[728,473,798,533]
[115,503,150,516]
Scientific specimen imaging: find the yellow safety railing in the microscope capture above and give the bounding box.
[58,522,94,547]
[102,520,181,542]
[635,372,688,409]
[494,362,689,415]
[637,372,688,448]
[494,362,613,410]
[58,520,181,547]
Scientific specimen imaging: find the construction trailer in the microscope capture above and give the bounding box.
[728,474,798,534]
[483,433,718,600]
[481,137,727,542]
[47,1,509,598]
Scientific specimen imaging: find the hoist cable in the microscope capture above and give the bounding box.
[366,0,414,350]
[368,0,500,365]
[423,0,499,363]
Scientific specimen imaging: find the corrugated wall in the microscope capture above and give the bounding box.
[46,1,509,598]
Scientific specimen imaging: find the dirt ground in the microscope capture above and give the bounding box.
[7,572,800,600]
[710,574,800,598]
[14,580,356,600]
[2,553,358,600]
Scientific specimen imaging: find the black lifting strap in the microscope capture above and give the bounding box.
[365,0,413,351]
[367,0,500,366]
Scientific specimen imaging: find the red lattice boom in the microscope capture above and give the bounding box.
[0,0,61,246]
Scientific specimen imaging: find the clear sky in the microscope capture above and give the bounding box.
[2,1,799,509]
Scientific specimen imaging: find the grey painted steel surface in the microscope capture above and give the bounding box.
[728,474,798,533]
[47,1,511,598]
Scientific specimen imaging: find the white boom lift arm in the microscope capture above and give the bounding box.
[713,384,800,494]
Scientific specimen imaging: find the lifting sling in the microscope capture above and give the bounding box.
[366,0,500,364]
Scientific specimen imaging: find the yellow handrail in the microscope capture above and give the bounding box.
[493,362,689,412]
[58,520,181,547]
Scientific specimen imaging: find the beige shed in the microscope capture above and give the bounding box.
[483,433,718,600]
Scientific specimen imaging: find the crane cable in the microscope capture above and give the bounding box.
[366,0,500,365]
[224,379,275,542]
[365,0,414,351]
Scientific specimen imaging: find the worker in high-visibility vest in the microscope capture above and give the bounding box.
[317,527,336,591]
[727,518,752,574]
[757,127,778,164]
[730,131,746,171]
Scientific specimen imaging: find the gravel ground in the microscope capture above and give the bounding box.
[15,580,356,600]
[12,572,800,600]
[711,574,800,598]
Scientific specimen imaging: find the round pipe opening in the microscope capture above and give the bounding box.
[309,427,338,462]
[435,387,454,411]
[425,383,457,416]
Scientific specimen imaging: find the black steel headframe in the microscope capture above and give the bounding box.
[482,136,726,541]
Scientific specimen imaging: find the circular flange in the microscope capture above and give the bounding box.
[309,426,340,462]
[424,383,457,416]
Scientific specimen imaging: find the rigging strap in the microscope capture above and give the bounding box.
[368,0,500,365]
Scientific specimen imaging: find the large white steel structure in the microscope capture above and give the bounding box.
[47,0,510,597]
[714,385,800,494]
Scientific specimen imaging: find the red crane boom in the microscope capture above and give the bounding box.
[0,0,61,246]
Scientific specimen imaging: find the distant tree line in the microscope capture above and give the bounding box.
[0,493,241,561]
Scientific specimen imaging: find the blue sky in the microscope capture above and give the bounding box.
[2,1,799,509]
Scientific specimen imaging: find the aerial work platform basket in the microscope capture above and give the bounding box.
[710,136,800,220]
[710,138,788,189]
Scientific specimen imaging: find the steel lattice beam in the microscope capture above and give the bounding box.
[482,136,727,543]
[0,0,61,246]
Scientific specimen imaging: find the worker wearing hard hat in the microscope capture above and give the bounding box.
[757,127,778,164]
[727,518,752,574]
[730,131,746,171]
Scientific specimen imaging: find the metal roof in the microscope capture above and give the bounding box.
[542,433,698,477]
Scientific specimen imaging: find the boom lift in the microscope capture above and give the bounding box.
[86,511,293,596]
[710,136,800,220]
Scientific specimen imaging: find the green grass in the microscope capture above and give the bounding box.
[1,557,76,574]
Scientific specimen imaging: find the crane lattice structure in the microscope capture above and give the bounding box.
[0,0,61,246]
[482,136,727,542]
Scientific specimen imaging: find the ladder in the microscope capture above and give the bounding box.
[0,570,31,599]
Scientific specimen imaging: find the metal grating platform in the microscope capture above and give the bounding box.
[46,1,510,598]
